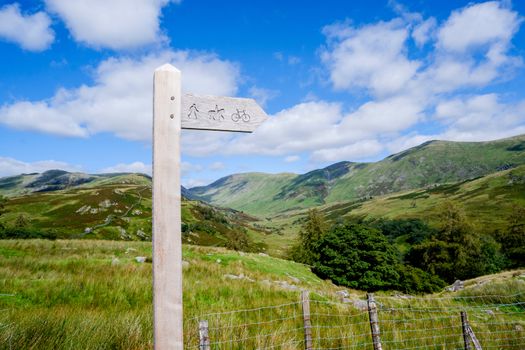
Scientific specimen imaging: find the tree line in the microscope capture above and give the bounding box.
[290,202,525,293]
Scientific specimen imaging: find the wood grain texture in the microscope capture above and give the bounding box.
[199,320,210,350]
[301,290,313,350]
[153,63,183,350]
[461,311,472,350]
[181,93,268,132]
[367,293,383,350]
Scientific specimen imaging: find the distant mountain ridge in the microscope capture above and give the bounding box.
[189,134,525,216]
[0,170,150,197]
[2,134,524,217]
[0,169,195,200]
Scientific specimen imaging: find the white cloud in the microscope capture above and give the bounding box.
[288,56,301,65]
[222,96,423,163]
[412,17,436,47]
[311,139,383,162]
[45,0,177,50]
[418,1,523,94]
[0,3,54,51]
[248,86,279,107]
[284,155,300,163]
[225,101,344,157]
[340,96,424,135]
[183,178,209,188]
[312,1,525,164]
[181,161,203,175]
[434,93,525,141]
[437,1,521,53]
[387,134,438,154]
[100,161,151,175]
[0,50,240,141]
[209,161,225,171]
[321,19,420,97]
[0,157,82,178]
[388,93,525,154]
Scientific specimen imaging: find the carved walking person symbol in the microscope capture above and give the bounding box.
[188,104,199,119]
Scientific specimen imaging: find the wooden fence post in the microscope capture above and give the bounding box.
[461,311,482,350]
[301,290,313,350]
[461,311,472,350]
[199,320,210,350]
[367,293,382,350]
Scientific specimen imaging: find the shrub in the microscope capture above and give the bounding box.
[313,223,400,291]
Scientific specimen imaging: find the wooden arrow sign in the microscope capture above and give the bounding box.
[181,93,268,133]
[152,64,269,350]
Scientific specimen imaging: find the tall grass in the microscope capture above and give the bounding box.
[0,239,523,349]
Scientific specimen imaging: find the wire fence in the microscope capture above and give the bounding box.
[184,291,525,349]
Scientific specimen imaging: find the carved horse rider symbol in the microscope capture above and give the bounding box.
[187,104,199,119]
[208,105,225,120]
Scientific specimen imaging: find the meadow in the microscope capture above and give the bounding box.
[1,239,524,349]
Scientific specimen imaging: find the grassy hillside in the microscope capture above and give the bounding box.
[0,239,346,349]
[324,163,525,233]
[190,134,525,217]
[1,163,524,257]
[189,172,299,217]
[251,164,525,258]
[0,175,268,252]
[0,239,523,349]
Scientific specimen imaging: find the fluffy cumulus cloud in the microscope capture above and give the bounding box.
[435,94,525,141]
[0,50,240,141]
[0,157,82,177]
[45,0,177,50]
[2,1,524,169]
[437,1,521,53]
[220,95,424,162]
[100,161,151,175]
[304,1,525,163]
[321,19,420,97]
[0,3,54,51]
[248,86,279,107]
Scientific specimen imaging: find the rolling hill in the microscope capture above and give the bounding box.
[189,134,525,217]
[0,171,267,252]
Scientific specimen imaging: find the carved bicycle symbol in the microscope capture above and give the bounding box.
[208,105,225,120]
[231,109,250,122]
[187,104,199,119]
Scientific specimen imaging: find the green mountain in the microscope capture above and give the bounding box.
[0,171,266,251]
[319,163,525,233]
[190,134,525,217]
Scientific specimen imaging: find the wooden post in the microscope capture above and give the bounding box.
[152,63,268,349]
[468,327,482,350]
[199,320,210,350]
[461,311,472,350]
[367,293,382,350]
[301,290,313,350]
[153,64,183,349]
[461,311,482,350]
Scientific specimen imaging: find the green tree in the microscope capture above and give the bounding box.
[407,202,504,282]
[500,205,525,267]
[0,195,6,230]
[313,223,400,291]
[15,213,31,229]
[290,209,326,265]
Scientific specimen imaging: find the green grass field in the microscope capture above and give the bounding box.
[1,239,523,349]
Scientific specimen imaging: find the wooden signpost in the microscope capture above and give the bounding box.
[152,64,268,349]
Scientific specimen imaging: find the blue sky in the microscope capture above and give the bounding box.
[1,0,525,187]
